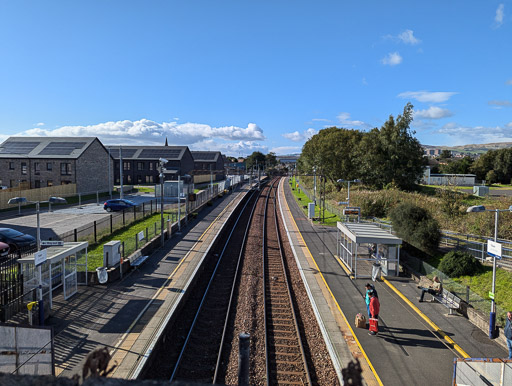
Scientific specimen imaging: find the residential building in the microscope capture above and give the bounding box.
[107,146,194,184]
[0,137,113,193]
[191,151,225,181]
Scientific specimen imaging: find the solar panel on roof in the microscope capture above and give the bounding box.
[139,149,182,159]
[0,141,40,154]
[192,152,218,161]
[38,142,87,156]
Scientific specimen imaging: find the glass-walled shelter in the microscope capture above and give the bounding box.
[18,242,88,310]
[336,222,402,279]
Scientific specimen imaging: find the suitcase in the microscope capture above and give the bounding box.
[355,313,366,328]
[369,318,379,333]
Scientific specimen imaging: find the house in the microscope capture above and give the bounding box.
[421,167,476,186]
[191,151,225,181]
[107,146,194,184]
[0,137,113,193]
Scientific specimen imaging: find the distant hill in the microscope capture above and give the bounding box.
[423,142,512,154]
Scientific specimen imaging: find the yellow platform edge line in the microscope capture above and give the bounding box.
[382,277,470,358]
[280,180,384,386]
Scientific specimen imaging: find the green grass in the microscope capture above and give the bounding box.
[134,186,155,193]
[289,177,342,226]
[85,210,176,270]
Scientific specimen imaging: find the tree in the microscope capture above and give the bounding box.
[298,127,363,184]
[471,150,496,181]
[245,151,266,170]
[265,152,278,168]
[440,156,474,174]
[357,103,426,190]
[439,149,452,159]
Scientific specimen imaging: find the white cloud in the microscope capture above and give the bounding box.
[269,146,302,155]
[311,118,331,122]
[381,52,402,66]
[398,90,457,103]
[397,30,421,45]
[35,122,44,127]
[437,121,512,145]
[489,100,512,107]
[190,139,267,156]
[414,106,454,119]
[282,128,317,142]
[337,112,368,127]
[495,4,505,27]
[16,118,265,146]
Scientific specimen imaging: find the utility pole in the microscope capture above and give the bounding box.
[119,146,123,199]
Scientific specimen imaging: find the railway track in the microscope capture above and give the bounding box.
[167,184,261,383]
[263,178,311,385]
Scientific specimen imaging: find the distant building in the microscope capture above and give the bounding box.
[191,151,225,180]
[421,167,476,186]
[276,155,300,164]
[0,137,112,193]
[107,146,194,184]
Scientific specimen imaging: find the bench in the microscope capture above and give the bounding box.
[432,289,461,315]
[130,255,149,268]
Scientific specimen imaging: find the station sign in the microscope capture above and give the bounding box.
[41,240,64,247]
[34,249,47,267]
[343,207,361,216]
[487,240,502,259]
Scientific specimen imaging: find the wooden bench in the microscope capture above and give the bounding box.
[130,254,149,268]
[432,289,461,315]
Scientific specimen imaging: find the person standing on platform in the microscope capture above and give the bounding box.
[368,290,380,336]
[365,283,378,318]
[505,311,512,359]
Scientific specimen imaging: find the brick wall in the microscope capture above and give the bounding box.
[76,139,113,193]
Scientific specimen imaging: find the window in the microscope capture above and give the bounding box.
[9,162,14,170]
[61,180,71,185]
[137,162,144,171]
[126,175,132,183]
[149,162,153,171]
[123,162,131,171]
[47,180,53,187]
[35,180,41,188]
[145,175,154,183]
[47,162,52,171]
[137,175,142,183]
[34,162,40,175]
[60,163,71,175]
[115,178,120,184]
[21,162,27,175]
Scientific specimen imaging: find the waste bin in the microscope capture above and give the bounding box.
[96,267,108,284]
[27,301,38,326]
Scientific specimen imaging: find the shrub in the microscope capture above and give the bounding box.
[438,250,483,277]
[389,202,441,254]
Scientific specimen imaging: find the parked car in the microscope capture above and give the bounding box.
[103,199,137,212]
[0,242,9,257]
[0,228,37,252]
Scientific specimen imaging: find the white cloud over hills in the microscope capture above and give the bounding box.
[438,121,512,145]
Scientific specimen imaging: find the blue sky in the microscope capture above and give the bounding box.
[0,1,511,156]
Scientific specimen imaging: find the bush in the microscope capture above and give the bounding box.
[438,250,483,277]
[389,202,441,254]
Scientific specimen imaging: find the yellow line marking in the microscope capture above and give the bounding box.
[280,181,383,386]
[382,277,470,358]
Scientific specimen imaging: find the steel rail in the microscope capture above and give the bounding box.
[169,186,261,383]
[263,177,312,385]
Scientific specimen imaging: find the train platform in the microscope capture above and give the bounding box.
[280,178,508,385]
[34,185,250,379]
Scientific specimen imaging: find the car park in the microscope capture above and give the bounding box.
[0,228,37,252]
[103,199,137,212]
[0,242,9,257]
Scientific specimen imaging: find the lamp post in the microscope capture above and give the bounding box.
[336,179,361,207]
[313,167,317,205]
[8,196,67,326]
[158,158,168,247]
[467,204,512,338]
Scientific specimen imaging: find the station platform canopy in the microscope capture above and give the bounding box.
[336,222,402,279]
[18,242,88,310]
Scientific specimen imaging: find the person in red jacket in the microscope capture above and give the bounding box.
[368,290,380,336]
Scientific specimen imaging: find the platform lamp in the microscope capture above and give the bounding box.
[466,204,512,339]
[158,158,168,247]
[336,179,361,207]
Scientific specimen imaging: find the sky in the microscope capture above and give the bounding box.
[0,1,511,156]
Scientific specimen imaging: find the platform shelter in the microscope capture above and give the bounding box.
[18,242,88,309]
[336,222,402,279]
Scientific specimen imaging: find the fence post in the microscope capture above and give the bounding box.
[78,193,81,208]
[110,215,113,234]
[94,221,97,244]
[123,210,125,226]
[96,191,99,206]
[154,222,157,236]
[122,241,125,258]
[133,205,136,221]
[135,234,138,251]
[143,202,145,217]
[146,227,148,241]
[151,199,153,214]
[74,229,77,242]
